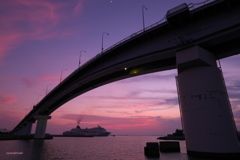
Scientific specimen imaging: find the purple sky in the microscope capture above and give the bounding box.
[0,0,239,136]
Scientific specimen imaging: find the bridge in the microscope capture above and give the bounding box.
[11,0,240,158]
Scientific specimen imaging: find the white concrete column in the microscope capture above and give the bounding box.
[34,115,51,139]
[176,46,240,158]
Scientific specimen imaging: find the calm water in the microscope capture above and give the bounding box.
[0,136,225,160]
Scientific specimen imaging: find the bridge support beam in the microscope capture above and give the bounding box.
[34,115,51,139]
[176,46,240,158]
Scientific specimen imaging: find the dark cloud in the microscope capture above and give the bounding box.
[227,80,240,100]
[165,98,179,105]
[82,88,178,101]
[140,88,177,94]
[81,94,160,100]
[131,100,178,113]
[90,97,179,116]
[135,108,162,114]
[126,90,141,97]
[135,106,176,114]
[233,109,240,130]
[225,79,240,111]
[233,110,240,120]
[60,114,116,123]
[107,111,132,115]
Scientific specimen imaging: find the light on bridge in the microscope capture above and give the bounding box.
[130,69,141,74]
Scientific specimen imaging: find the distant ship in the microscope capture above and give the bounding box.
[63,125,111,137]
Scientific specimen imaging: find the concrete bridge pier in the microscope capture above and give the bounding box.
[21,121,34,135]
[34,115,51,139]
[176,46,240,158]
[13,121,34,135]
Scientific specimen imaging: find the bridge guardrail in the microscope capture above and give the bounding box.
[77,0,214,72]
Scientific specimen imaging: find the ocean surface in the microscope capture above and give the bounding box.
[0,136,225,160]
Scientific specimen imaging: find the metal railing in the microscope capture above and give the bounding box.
[78,0,215,72]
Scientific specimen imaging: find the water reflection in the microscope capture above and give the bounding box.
[30,140,45,159]
[0,137,231,160]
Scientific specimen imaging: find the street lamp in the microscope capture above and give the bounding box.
[101,32,109,52]
[60,69,67,83]
[79,50,86,67]
[142,5,148,31]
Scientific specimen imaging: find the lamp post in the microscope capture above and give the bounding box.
[60,69,67,83]
[79,50,86,67]
[142,5,148,31]
[101,32,109,52]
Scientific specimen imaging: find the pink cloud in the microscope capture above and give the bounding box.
[0,95,15,106]
[73,0,85,15]
[0,32,22,64]
[0,0,85,62]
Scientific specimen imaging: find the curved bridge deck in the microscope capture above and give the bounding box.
[12,0,240,134]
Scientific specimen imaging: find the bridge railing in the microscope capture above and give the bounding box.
[77,0,214,73]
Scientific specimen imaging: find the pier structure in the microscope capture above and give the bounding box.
[13,120,34,136]
[176,46,240,157]
[34,115,51,139]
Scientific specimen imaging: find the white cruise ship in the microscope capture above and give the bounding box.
[63,125,111,137]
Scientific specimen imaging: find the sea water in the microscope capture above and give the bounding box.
[0,136,221,160]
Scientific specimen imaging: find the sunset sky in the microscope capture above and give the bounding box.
[0,0,239,136]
